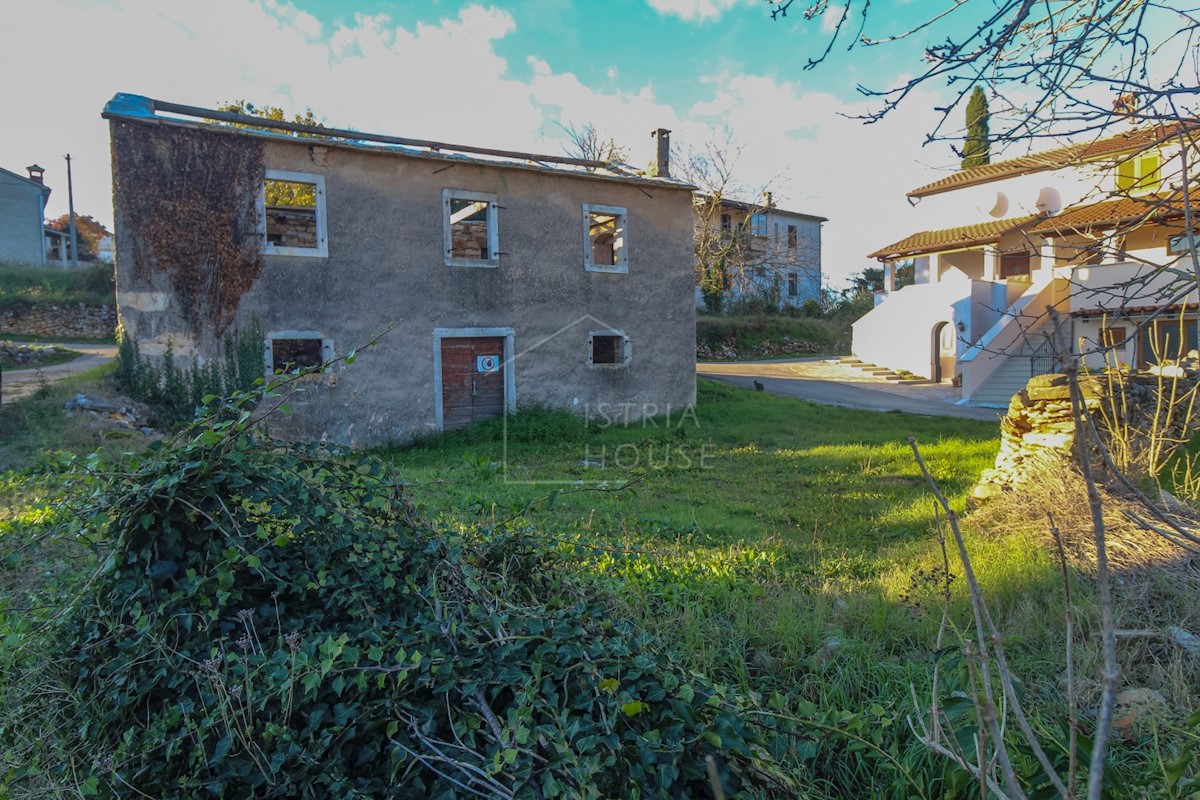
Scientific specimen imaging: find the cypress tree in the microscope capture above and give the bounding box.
[962,86,990,168]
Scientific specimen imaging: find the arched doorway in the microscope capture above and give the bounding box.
[931,321,957,383]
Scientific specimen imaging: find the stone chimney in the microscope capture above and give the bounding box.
[26,164,45,185]
[650,128,671,178]
[763,191,774,209]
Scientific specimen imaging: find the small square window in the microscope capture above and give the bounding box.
[261,170,328,258]
[444,189,498,267]
[1101,327,1126,348]
[583,204,628,273]
[588,331,630,366]
[265,332,333,376]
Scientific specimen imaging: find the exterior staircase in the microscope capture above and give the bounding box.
[837,357,933,385]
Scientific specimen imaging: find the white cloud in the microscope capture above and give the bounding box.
[645,0,751,23]
[821,4,844,33]
[0,0,947,288]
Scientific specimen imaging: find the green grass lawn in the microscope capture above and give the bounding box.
[383,380,1045,695]
[378,380,1129,793]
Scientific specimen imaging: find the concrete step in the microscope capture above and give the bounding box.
[841,358,932,385]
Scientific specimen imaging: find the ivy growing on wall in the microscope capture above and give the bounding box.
[111,121,264,338]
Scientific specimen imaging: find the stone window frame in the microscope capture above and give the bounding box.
[582,203,629,274]
[443,188,500,268]
[587,329,631,367]
[259,169,329,258]
[264,330,335,379]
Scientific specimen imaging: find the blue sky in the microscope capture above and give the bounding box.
[2,0,965,285]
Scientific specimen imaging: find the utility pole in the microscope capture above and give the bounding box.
[65,153,78,267]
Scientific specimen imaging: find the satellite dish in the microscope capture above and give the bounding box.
[1036,186,1062,215]
[987,191,1009,218]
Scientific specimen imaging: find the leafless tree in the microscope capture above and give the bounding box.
[558,122,629,171]
[677,129,819,313]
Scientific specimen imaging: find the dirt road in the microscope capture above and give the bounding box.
[0,343,118,405]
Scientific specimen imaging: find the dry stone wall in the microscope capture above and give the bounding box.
[0,303,117,339]
[973,370,1200,500]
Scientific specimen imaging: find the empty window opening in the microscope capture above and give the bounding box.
[787,272,799,296]
[720,213,732,232]
[583,204,628,272]
[262,170,327,257]
[450,198,490,259]
[588,211,624,266]
[787,224,798,248]
[271,337,324,373]
[443,189,498,267]
[588,331,630,366]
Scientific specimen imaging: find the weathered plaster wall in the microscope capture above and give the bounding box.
[113,121,697,446]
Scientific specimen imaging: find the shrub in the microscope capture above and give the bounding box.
[114,322,264,424]
[28,392,804,798]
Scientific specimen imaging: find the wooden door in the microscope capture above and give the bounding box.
[441,337,506,430]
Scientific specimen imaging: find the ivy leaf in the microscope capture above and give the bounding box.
[621,701,648,717]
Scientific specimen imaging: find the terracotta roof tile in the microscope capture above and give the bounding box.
[1031,191,1195,234]
[869,216,1036,260]
[908,123,1198,199]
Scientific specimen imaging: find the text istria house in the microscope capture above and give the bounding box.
[104,94,698,445]
[854,123,1198,404]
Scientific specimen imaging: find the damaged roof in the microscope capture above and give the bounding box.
[868,216,1037,260]
[101,93,696,192]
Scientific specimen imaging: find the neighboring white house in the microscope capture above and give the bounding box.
[0,164,51,266]
[854,123,1198,405]
[695,193,825,311]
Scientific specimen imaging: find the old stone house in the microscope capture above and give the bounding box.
[104,94,697,445]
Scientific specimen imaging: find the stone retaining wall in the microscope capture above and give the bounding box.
[0,303,117,339]
[974,370,1200,499]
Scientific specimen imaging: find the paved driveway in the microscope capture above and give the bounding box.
[698,358,1004,422]
[0,342,118,405]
